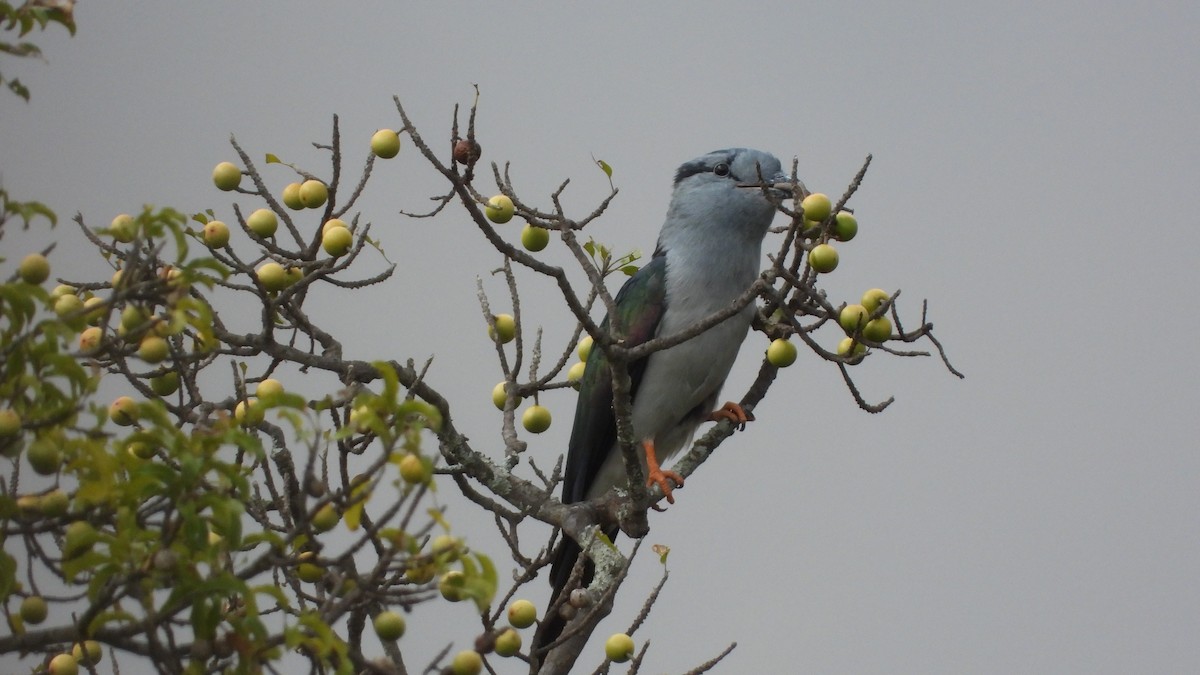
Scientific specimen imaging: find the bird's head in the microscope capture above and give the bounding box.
[659,148,793,252]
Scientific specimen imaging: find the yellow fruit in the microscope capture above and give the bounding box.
[256,262,290,292]
[78,326,103,354]
[0,408,20,436]
[484,195,515,224]
[488,313,516,344]
[491,382,521,410]
[255,378,284,399]
[322,218,349,234]
[246,209,278,238]
[281,182,304,209]
[839,304,870,333]
[520,223,549,251]
[566,361,586,383]
[18,253,50,284]
[299,179,328,208]
[19,595,48,624]
[493,627,521,657]
[373,610,406,640]
[371,129,401,159]
[862,317,892,342]
[109,396,138,426]
[322,226,353,256]
[800,192,832,222]
[837,337,866,357]
[212,162,242,191]
[109,213,138,243]
[861,288,890,314]
[235,398,263,426]
[507,599,537,628]
[605,633,635,662]
[766,338,798,367]
[72,640,103,666]
[398,453,430,484]
[48,653,78,675]
[312,503,339,532]
[576,335,593,362]
[450,650,483,675]
[807,243,839,273]
[138,335,170,363]
[521,405,551,434]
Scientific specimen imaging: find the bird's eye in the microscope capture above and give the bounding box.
[713,163,730,177]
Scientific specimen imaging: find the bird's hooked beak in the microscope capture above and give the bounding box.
[738,170,802,199]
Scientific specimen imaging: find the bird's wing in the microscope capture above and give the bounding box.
[562,254,667,504]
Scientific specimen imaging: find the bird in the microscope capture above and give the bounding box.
[535,148,789,656]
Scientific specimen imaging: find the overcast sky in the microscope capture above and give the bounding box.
[4,2,1199,673]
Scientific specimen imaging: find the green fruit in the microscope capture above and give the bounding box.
[281,182,305,209]
[64,520,98,558]
[322,226,353,256]
[371,129,401,159]
[127,441,156,460]
[312,503,339,532]
[72,640,102,666]
[861,288,890,314]
[120,305,149,332]
[800,192,832,222]
[520,224,549,251]
[450,650,483,675]
[109,396,138,426]
[488,314,516,344]
[832,210,858,241]
[491,382,521,410]
[212,162,242,191]
[83,296,107,324]
[837,337,866,357]
[605,633,635,663]
[438,570,466,601]
[138,335,170,363]
[493,628,521,657]
[247,209,278,238]
[19,595,48,624]
[18,253,50,284]
[0,408,20,436]
[862,317,892,342]
[26,442,61,475]
[151,372,181,396]
[507,599,537,628]
[484,194,515,224]
[838,304,870,333]
[522,405,551,434]
[566,361,586,383]
[297,559,323,583]
[48,653,78,675]
[807,243,838,273]
[766,338,797,367]
[40,489,69,517]
[299,179,328,208]
[256,262,290,292]
[109,214,138,243]
[373,610,406,641]
[398,453,431,484]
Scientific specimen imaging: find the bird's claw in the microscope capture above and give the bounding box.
[708,402,754,431]
[646,468,684,505]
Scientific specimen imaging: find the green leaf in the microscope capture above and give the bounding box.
[265,153,281,164]
[596,159,613,178]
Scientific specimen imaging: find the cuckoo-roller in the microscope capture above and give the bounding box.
[537,148,789,653]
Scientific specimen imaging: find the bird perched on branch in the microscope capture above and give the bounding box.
[536,148,790,656]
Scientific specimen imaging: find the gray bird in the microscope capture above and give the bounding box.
[537,148,789,654]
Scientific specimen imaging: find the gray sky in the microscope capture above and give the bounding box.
[4,2,1199,673]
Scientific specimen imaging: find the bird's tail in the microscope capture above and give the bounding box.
[532,526,616,658]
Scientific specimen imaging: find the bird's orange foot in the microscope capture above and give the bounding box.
[643,439,684,504]
[708,401,755,431]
